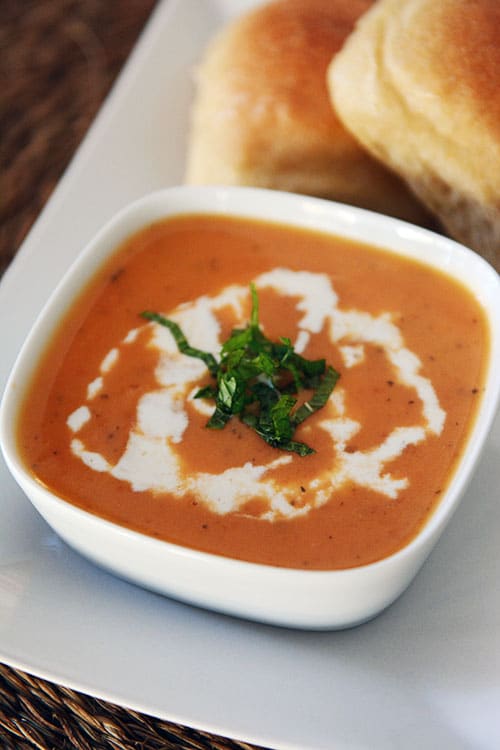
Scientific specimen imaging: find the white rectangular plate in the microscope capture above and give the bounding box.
[1,1,499,748]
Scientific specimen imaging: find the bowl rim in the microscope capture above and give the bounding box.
[1,184,499,578]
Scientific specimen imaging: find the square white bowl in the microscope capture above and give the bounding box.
[1,185,499,629]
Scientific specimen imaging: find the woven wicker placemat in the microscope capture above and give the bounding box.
[0,663,262,750]
[1,0,159,275]
[0,3,266,748]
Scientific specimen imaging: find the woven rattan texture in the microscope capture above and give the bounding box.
[1,3,265,748]
[1,0,156,276]
[0,663,262,750]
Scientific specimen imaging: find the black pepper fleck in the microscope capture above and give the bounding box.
[110,268,125,282]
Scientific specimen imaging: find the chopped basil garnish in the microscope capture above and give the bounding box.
[141,284,339,455]
[140,312,218,376]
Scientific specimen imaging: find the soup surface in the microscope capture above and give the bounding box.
[18,215,489,569]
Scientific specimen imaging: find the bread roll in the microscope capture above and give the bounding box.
[185,0,428,224]
[329,0,500,270]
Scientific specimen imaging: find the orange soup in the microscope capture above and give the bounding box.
[17,215,489,569]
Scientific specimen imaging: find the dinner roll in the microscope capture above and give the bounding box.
[329,0,500,270]
[185,0,428,224]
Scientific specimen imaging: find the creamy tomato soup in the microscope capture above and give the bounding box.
[17,215,489,569]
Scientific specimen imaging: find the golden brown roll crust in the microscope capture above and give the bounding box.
[185,0,428,224]
[329,0,500,270]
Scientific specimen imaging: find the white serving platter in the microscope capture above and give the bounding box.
[1,1,499,748]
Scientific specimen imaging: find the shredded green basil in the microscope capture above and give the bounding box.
[141,284,339,456]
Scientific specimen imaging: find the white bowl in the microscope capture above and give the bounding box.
[1,186,499,629]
